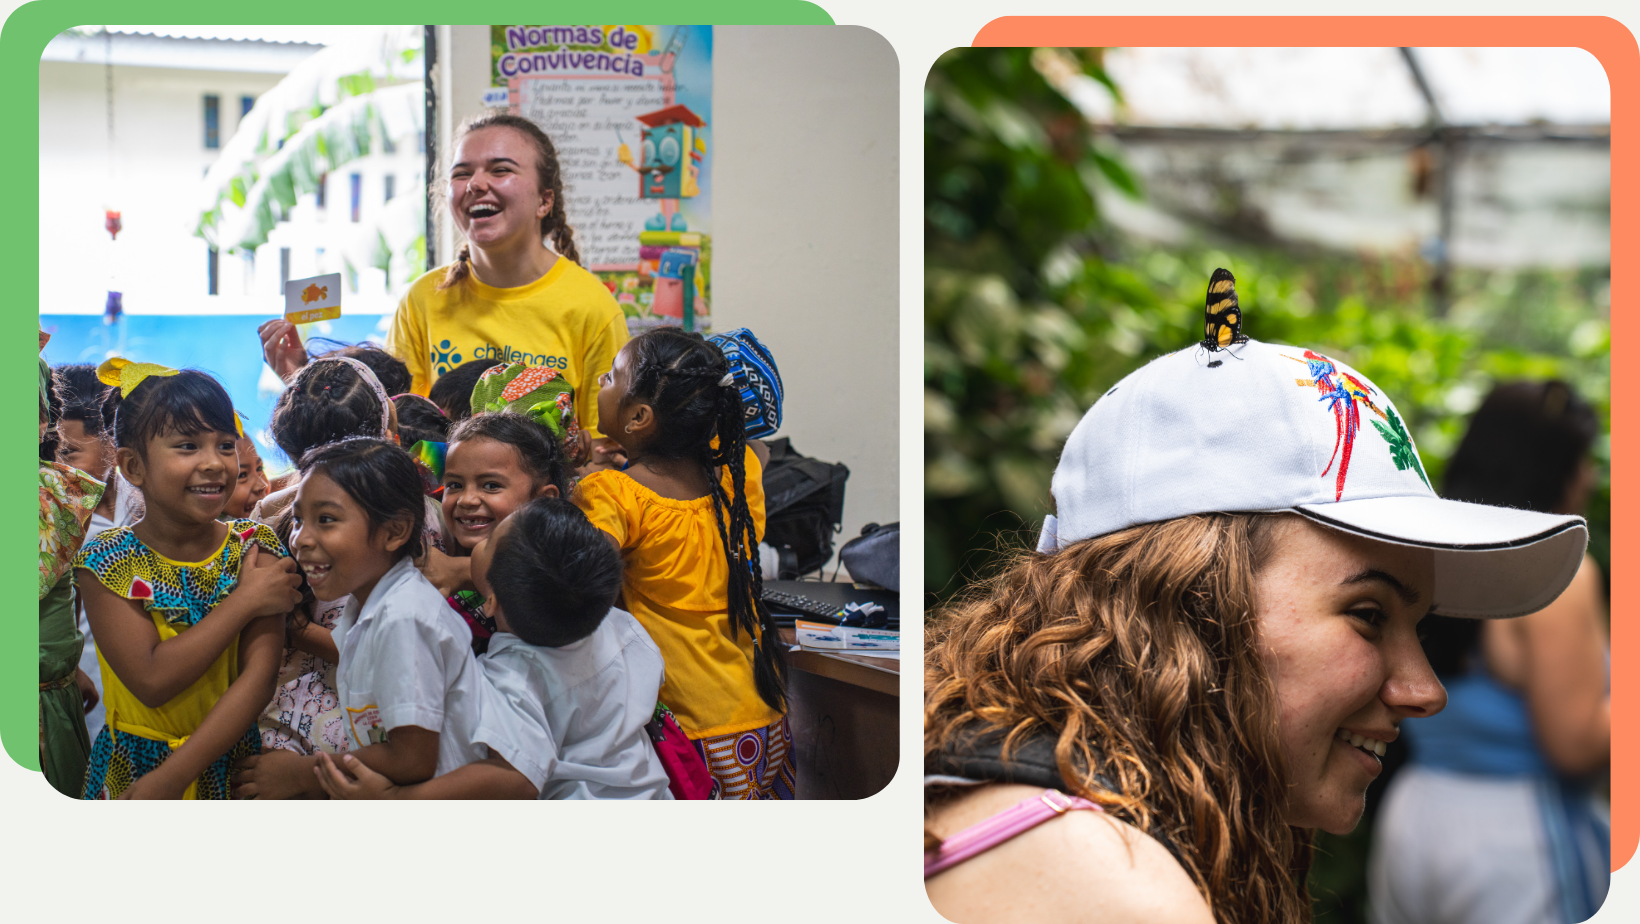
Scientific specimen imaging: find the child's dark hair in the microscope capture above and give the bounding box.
[488,497,622,647]
[449,411,571,499]
[308,341,413,397]
[621,328,785,712]
[298,437,426,560]
[54,364,117,436]
[436,112,579,293]
[110,370,240,455]
[40,365,64,460]
[429,359,505,420]
[271,359,386,463]
[394,393,449,447]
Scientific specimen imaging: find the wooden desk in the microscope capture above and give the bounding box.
[780,627,899,799]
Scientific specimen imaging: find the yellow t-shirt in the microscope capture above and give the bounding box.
[574,448,782,739]
[386,258,628,437]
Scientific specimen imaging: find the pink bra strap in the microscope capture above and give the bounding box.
[924,789,1103,878]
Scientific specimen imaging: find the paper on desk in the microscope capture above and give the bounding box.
[789,643,901,661]
[850,649,900,661]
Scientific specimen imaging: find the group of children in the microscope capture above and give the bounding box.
[36,323,796,800]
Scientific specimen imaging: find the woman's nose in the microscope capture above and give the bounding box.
[1384,636,1448,719]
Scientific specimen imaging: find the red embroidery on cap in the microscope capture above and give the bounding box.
[1285,351,1387,501]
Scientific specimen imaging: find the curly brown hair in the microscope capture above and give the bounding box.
[924,513,1314,924]
[437,113,580,291]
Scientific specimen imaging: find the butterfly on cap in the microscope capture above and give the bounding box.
[1201,267,1249,367]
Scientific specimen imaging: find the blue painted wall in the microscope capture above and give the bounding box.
[41,314,392,469]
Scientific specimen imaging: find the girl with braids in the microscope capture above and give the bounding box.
[258,113,627,441]
[576,328,792,800]
[924,328,1589,922]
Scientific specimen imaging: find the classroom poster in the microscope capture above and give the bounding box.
[494,25,713,334]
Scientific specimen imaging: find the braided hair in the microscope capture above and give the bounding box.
[622,328,786,713]
[269,360,386,464]
[437,113,580,292]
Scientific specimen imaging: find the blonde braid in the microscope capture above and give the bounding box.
[437,243,473,291]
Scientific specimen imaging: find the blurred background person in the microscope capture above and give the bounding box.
[1369,380,1609,924]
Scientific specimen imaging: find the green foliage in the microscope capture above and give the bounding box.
[924,49,1611,612]
[404,234,428,284]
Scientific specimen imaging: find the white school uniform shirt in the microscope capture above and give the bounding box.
[474,608,673,800]
[331,556,487,776]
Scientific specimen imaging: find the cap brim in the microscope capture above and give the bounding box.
[1292,496,1587,619]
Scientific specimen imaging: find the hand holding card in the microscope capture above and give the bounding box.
[283,272,342,325]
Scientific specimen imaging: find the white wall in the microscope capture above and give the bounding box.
[437,25,901,564]
[711,26,900,558]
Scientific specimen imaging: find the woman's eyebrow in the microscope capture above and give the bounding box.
[452,156,520,170]
[1341,568,1422,606]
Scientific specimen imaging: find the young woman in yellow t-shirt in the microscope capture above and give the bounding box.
[260,113,627,439]
[575,328,792,800]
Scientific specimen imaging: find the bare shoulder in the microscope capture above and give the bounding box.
[926,785,1212,924]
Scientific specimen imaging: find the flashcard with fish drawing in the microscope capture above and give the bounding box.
[284,272,343,324]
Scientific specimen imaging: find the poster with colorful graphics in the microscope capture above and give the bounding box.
[494,25,712,335]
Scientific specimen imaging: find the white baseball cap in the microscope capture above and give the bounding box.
[1039,337,1586,619]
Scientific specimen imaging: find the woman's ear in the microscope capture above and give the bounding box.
[538,189,553,220]
[534,483,560,499]
[117,446,144,487]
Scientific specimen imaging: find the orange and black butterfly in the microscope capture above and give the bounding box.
[1202,267,1248,353]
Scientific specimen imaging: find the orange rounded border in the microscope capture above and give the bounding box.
[972,15,1637,871]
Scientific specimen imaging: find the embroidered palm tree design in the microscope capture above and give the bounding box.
[1286,350,1386,501]
[1372,405,1430,488]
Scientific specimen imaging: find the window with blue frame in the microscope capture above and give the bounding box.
[204,94,220,149]
[350,173,362,222]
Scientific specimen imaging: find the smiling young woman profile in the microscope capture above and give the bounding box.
[261,114,627,438]
[922,320,1588,924]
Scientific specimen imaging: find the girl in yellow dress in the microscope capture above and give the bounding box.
[74,360,301,799]
[575,328,792,799]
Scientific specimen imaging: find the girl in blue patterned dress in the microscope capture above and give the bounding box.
[73,359,303,799]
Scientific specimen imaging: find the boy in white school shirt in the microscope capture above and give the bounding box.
[316,497,670,800]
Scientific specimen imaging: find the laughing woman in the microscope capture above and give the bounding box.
[922,307,1588,924]
[261,113,626,440]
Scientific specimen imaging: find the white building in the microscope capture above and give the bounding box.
[41,27,426,319]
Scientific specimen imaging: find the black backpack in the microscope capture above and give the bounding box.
[839,521,899,591]
[760,438,849,578]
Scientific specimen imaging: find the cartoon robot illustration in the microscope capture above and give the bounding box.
[616,103,705,232]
